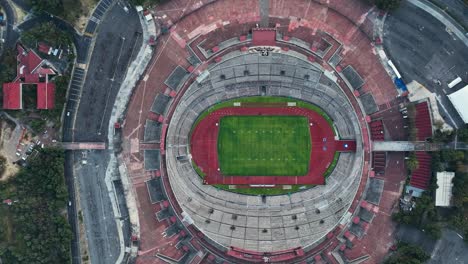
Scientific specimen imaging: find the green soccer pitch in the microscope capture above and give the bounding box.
[217,115,311,176]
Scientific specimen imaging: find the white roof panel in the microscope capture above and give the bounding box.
[447,85,468,123]
[435,171,455,207]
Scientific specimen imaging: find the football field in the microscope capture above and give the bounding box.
[217,116,311,176]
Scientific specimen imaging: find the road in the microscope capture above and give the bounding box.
[68,2,142,264]
[0,0,19,50]
[383,0,468,128]
[73,4,142,142]
[397,225,468,263]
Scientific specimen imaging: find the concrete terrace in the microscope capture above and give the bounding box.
[165,52,363,252]
[117,0,409,263]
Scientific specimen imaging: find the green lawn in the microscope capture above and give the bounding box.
[218,116,311,176]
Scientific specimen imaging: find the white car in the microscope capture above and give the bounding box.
[67,111,71,117]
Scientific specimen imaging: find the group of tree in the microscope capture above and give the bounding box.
[392,193,442,239]
[451,172,468,242]
[0,148,71,263]
[406,152,419,172]
[21,22,73,50]
[0,49,17,86]
[384,242,430,264]
[129,0,169,7]
[27,0,86,24]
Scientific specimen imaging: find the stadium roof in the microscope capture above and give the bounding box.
[435,171,455,207]
[2,83,22,109]
[447,85,468,123]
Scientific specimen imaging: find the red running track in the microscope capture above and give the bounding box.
[190,107,355,185]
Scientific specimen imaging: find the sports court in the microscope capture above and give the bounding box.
[190,106,343,185]
[218,115,311,176]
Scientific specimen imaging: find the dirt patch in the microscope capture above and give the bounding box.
[74,0,99,33]
[0,118,20,181]
[9,1,28,24]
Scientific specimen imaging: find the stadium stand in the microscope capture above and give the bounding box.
[370,120,384,141]
[164,66,190,91]
[144,119,163,142]
[144,149,161,171]
[151,94,171,115]
[414,101,433,140]
[146,177,166,204]
[342,65,365,90]
[359,93,379,115]
[409,152,432,190]
[372,152,386,175]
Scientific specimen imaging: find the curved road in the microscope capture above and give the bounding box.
[0,0,19,50]
[65,2,142,264]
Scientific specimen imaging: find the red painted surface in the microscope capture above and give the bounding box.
[335,140,356,152]
[227,246,304,263]
[190,107,355,185]
[252,28,276,46]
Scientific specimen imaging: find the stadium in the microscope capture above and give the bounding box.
[120,0,400,263]
[165,49,363,254]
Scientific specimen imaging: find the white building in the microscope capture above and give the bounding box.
[435,171,455,207]
[447,85,468,123]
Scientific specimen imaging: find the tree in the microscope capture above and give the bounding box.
[374,0,402,11]
[458,126,468,143]
[0,155,6,177]
[384,242,430,264]
[0,148,71,263]
[407,153,419,172]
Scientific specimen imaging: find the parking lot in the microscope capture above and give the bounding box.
[383,1,467,128]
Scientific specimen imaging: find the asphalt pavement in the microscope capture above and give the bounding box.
[383,0,467,128]
[0,0,19,49]
[69,3,142,264]
[73,4,142,142]
[75,151,121,264]
[397,225,468,263]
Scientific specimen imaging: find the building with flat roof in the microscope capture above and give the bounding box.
[435,171,455,207]
[448,85,468,123]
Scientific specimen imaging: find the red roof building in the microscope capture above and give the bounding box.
[2,43,57,110]
[38,42,52,54]
[3,83,22,109]
[37,82,55,109]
